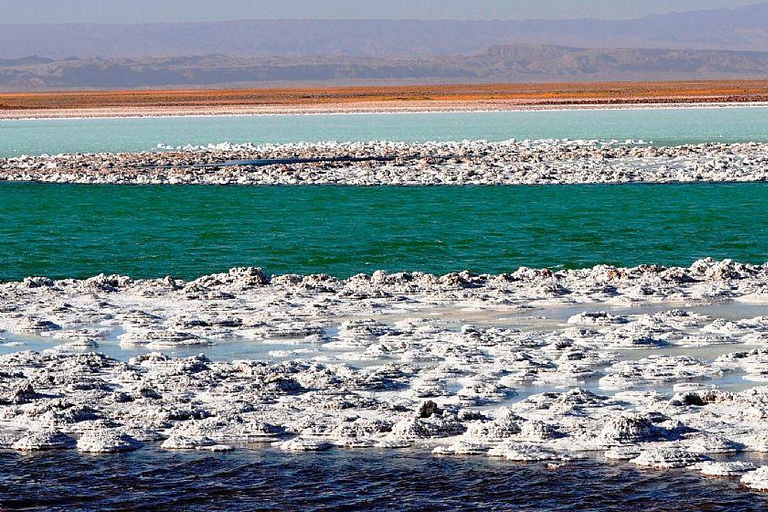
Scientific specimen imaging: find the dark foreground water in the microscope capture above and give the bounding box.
[1,182,767,280]
[2,448,768,511]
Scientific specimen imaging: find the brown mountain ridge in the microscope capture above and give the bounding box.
[3,44,768,91]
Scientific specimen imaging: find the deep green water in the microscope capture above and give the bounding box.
[1,182,766,280]
[3,107,768,157]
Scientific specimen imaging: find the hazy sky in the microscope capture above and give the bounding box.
[0,0,762,24]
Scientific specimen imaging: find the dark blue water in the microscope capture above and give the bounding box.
[2,448,767,511]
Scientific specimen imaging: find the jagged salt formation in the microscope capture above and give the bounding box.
[1,259,768,493]
[2,139,768,185]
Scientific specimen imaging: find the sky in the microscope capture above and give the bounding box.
[0,0,763,24]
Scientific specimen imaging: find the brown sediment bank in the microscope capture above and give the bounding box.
[2,80,768,119]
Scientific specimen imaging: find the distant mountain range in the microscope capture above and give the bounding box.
[3,3,768,90]
[3,44,768,90]
[1,2,768,60]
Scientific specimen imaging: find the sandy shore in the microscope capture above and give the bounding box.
[4,259,768,489]
[3,100,768,120]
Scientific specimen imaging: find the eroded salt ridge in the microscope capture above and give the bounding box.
[3,258,768,491]
[3,139,768,185]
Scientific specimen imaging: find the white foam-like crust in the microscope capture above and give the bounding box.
[741,466,768,490]
[629,448,705,469]
[3,139,768,185]
[11,430,76,451]
[698,461,756,477]
[2,259,768,493]
[77,430,143,453]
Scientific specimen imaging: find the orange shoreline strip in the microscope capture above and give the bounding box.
[3,81,768,112]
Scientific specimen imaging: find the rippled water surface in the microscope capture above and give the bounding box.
[1,182,767,281]
[2,107,768,157]
[3,448,768,511]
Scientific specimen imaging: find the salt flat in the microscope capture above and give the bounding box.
[4,260,768,489]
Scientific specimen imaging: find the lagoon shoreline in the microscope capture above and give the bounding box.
[4,100,768,121]
[4,80,768,120]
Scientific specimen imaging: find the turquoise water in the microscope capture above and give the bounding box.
[2,107,768,157]
[1,182,766,280]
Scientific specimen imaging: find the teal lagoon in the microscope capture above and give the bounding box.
[2,107,768,157]
[1,182,766,281]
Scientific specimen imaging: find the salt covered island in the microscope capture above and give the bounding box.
[3,139,768,185]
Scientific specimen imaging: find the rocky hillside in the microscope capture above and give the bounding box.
[3,44,768,90]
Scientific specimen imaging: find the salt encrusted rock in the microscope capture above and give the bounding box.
[330,418,392,441]
[603,447,642,460]
[22,277,54,288]
[596,414,661,445]
[683,433,743,454]
[567,311,628,326]
[338,319,396,340]
[698,461,756,477]
[375,439,412,449]
[0,432,23,449]
[741,466,768,490]
[118,329,209,348]
[11,430,76,451]
[332,437,377,448]
[237,422,287,440]
[599,355,723,390]
[519,420,562,442]
[602,326,668,349]
[167,416,287,444]
[669,389,731,406]
[77,430,143,453]
[432,441,489,456]
[412,378,449,399]
[457,379,515,405]
[739,432,768,452]
[0,381,38,405]
[391,414,465,440]
[715,348,768,381]
[161,435,216,450]
[464,408,523,441]
[9,317,61,334]
[487,442,559,462]
[123,428,165,442]
[629,448,704,469]
[276,438,333,452]
[82,274,132,292]
[519,387,608,415]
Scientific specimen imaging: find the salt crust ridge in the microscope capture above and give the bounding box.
[3,139,768,185]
